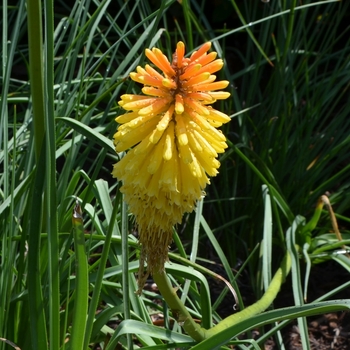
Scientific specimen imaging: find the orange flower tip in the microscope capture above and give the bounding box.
[220,80,230,89]
[176,41,185,68]
[190,42,212,62]
[213,59,224,70]
[120,94,130,101]
[153,48,176,76]
[129,72,139,81]
[136,66,146,74]
[121,94,150,102]
[201,72,211,80]
[144,48,153,58]
[208,110,231,123]
[204,42,212,50]
[177,41,185,50]
[183,72,211,88]
[162,78,177,89]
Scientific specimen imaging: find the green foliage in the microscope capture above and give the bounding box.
[1,0,350,349]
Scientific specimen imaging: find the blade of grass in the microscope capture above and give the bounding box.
[83,186,120,348]
[286,216,310,350]
[43,0,60,348]
[70,201,89,350]
[27,149,48,350]
[121,199,133,349]
[26,0,49,348]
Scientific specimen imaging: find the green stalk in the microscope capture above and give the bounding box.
[152,270,207,342]
[121,200,133,348]
[153,252,291,342]
[27,148,48,350]
[26,0,48,348]
[43,0,60,348]
[204,252,291,338]
[70,201,89,350]
[181,0,193,50]
[26,0,45,160]
[83,165,118,349]
[282,0,297,63]
[228,0,273,66]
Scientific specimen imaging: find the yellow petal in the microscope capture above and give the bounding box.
[175,113,188,146]
[115,111,139,124]
[176,41,185,68]
[182,72,211,88]
[180,63,202,80]
[130,72,164,88]
[160,150,177,192]
[153,48,176,77]
[142,86,171,98]
[145,64,164,80]
[208,91,231,100]
[162,78,177,89]
[138,97,172,116]
[192,51,217,67]
[178,141,193,164]
[163,121,175,161]
[192,129,217,157]
[195,151,219,176]
[147,166,163,198]
[196,59,224,75]
[148,136,167,174]
[175,94,184,114]
[192,80,229,92]
[183,97,210,116]
[115,118,159,151]
[157,105,175,131]
[187,130,202,152]
[207,107,231,123]
[190,42,211,62]
[186,92,215,102]
[134,136,155,155]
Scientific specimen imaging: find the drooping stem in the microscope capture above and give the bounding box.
[153,252,291,341]
[204,251,291,338]
[152,269,207,342]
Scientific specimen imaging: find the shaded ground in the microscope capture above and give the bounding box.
[206,259,350,349]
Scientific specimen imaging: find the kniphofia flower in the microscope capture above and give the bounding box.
[112,41,231,292]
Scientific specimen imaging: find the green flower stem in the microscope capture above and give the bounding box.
[152,269,207,342]
[204,252,291,339]
[301,196,324,243]
[154,252,291,342]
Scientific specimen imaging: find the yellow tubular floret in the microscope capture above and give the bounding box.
[115,111,139,124]
[163,121,175,161]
